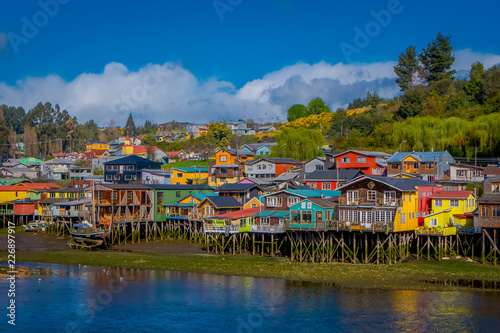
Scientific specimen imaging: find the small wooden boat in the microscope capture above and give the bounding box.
[69,221,110,248]
[22,221,48,232]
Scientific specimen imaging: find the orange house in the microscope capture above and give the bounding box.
[208,148,254,187]
[333,150,391,176]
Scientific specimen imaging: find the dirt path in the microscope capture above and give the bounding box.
[1,231,205,255]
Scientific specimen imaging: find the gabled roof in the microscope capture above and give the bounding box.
[44,158,74,165]
[245,158,297,165]
[431,191,473,199]
[0,178,30,186]
[478,194,500,203]
[388,151,451,163]
[104,155,160,165]
[150,184,214,191]
[264,189,340,198]
[209,207,260,219]
[307,198,338,208]
[335,150,391,158]
[483,166,500,176]
[203,196,242,208]
[217,147,254,157]
[306,169,363,181]
[216,183,262,192]
[337,175,438,192]
[274,172,301,181]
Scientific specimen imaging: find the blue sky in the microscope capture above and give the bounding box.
[0,0,499,126]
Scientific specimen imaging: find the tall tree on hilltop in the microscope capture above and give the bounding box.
[394,45,418,92]
[307,98,331,115]
[0,110,11,161]
[287,104,308,122]
[464,62,485,102]
[124,113,137,136]
[418,33,456,83]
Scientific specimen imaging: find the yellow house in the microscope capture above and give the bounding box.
[85,142,110,151]
[170,167,208,185]
[419,191,475,235]
[0,186,40,202]
[208,148,254,187]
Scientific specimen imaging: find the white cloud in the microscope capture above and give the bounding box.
[454,49,500,70]
[0,49,498,126]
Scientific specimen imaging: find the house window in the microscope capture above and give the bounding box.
[49,192,56,198]
[205,206,214,216]
[341,157,350,163]
[220,168,227,174]
[219,155,227,162]
[413,163,419,169]
[301,211,312,222]
[266,196,282,207]
[157,192,164,205]
[357,156,366,163]
[347,191,358,204]
[360,211,372,223]
[430,218,438,227]
[125,175,132,180]
[426,162,434,169]
[106,175,112,180]
[409,193,412,202]
[383,191,396,206]
[450,199,459,207]
[309,183,317,189]
[391,163,399,169]
[262,217,270,225]
[176,191,181,198]
[114,175,120,180]
[315,164,324,170]
[250,203,257,208]
[492,184,500,193]
[322,182,331,190]
[290,210,300,222]
[481,206,489,217]
[287,196,300,207]
[112,191,118,200]
[401,213,406,224]
[372,168,383,175]
[127,191,133,200]
[457,170,466,177]
[492,206,500,217]
[247,166,253,171]
[367,191,376,201]
[434,199,443,207]
[126,165,134,170]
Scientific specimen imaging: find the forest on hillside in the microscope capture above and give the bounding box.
[0,33,499,162]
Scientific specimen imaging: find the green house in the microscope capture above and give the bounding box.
[288,198,338,231]
[150,184,214,222]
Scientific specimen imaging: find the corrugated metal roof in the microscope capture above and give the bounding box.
[206,196,242,208]
[306,169,362,181]
[209,207,260,219]
[216,183,261,192]
[387,151,449,163]
[431,191,473,199]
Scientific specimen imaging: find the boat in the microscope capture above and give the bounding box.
[69,220,111,248]
[22,221,48,232]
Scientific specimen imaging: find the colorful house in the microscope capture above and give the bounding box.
[337,175,436,232]
[477,176,500,228]
[240,143,277,156]
[334,150,391,176]
[163,193,219,220]
[251,210,288,233]
[208,148,254,187]
[203,208,260,234]
[417,191,476,235]
[243,158,297,179]
[288,198,337,231]
[216,183,264,205]
[387,151,455,181]
[243,197,264,209]
[305,170,364,190]
[170,167,208,185]
[103,155,162,184]
[196,196,242,219]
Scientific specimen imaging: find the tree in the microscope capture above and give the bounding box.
[287,104,308,122]
[0,105,25,133]
[274,127,324,161]
[0,110,11,161]
[418,33,456,83]
[307,98,331,115]
[396,86,425,119]
[394,45,418,92]
[124,113,137,136]
[204,121,231,147]
[464,62,485,102]
[478,65,500,104]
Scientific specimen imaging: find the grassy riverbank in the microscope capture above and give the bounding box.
[5,248,500,291]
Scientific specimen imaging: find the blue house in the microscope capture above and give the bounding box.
[288,198,338,231]
[104,155,162,184]
[240,143,277,156]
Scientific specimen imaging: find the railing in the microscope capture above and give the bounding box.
[166,213,189,219]
[285,220,333,231]
[0,209,14,214]
[188,212,202,220]
[415,226,457,236]
[456,225,482,235]
[251,225,284,233]
[339,197,402,207]
[328,220,394,233]
[204,224,240,233]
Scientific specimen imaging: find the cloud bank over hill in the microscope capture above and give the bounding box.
[0,49,498,126]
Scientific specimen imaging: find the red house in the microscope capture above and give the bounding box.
[305,170,363,190]
[334,150,391,176]
[416,185,442,226]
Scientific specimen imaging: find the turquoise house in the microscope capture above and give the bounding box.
[288,198,338,230]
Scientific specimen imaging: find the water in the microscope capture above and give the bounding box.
[1,263,500,332]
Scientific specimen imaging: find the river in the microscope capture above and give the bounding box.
[1,263,499,332]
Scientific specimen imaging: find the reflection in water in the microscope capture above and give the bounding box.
[1,263,499,332]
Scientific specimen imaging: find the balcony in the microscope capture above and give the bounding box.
[329,221,394,233]
[415,226,457,236]
[0,209,14,214]
[251,225,284,233]
[339,197,401,207]
[204,224,240,234]
[166,213,189,219]
[285,220,333,231]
